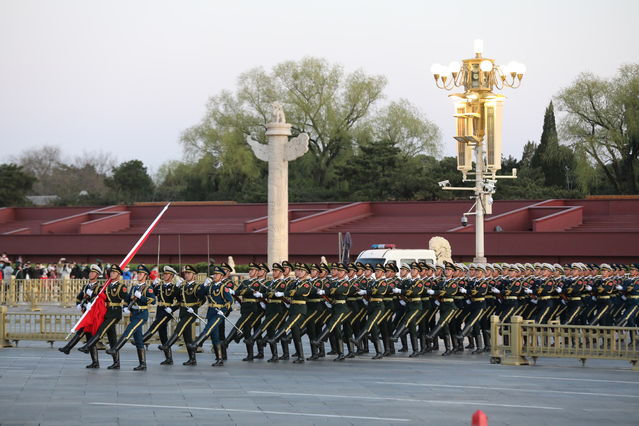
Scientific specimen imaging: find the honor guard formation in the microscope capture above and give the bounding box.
[58,260,639,369]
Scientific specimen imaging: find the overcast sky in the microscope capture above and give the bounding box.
[1,0,637,175]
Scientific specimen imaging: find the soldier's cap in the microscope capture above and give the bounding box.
[524,263,534,270]
[469,263,477,270]
[485,264,495,271]
[211,266,225,275]
[271,263,285,272]
[259,263,270,273]
[183,264,197,274]
[321,263,332,273]
[475,264,487,271]
[563,263,572,269]
[330,262,339,270]
[458,263,468,271]
[248,262,259,270]
[410,262,421,271]
[533,262,542,268]
[355,262,365,270]
[220,262,233,273]
[281,261,293,269]
[136,264,150,275]
[109,265,123,275]
[541,263,554,271]
[335,262,347,272]
[435,263,444,270]
[364,263,374,272]
[493,264,503,271]
[299,263,311,274]
[374,263,385,272]
[385,263,398,273]
[444,262,456,270]
[629,263,639,271]
[89,264,103,275]
[163,265,178,275]
[347,263,357,272]
[310,263,320,271]
[553,264,564,272]
[400,263,411,270]
[599,263,612,271]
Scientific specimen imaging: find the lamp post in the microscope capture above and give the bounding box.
[431,40,525,263]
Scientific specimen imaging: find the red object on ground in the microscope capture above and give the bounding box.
[472,410,488,426]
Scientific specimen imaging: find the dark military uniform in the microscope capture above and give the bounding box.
[142,273,179,364]
[392,269,425,357]
[426,265,461,356]
[351,264,389,359]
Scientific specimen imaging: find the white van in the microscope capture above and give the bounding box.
[355,244,437,269]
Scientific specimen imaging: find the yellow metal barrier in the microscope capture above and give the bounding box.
[0,306,204,349]
[490,315,639,371]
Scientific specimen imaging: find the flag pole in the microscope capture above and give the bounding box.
[66,203,171,338]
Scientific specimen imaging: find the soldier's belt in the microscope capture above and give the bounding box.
[505,296,518,300]
[409,298,421,302]
[383,298,393,301]
[347,298,360,301]
[370,298,383,302]
[453,296,464,300]
[629,295,639,299]
[597,296,611,299]
[291,300,306,305]
[569,297,582,301]
[333,300,347,304]
[268,300,282,303]
[136,306,149,310]
[107,302,123,307]
[208,303,225,308]
[308,299,322,302]
[471,298,485,301]
[441,298,454,302]
[540,296,553,300]
[157,302,173,307]
[241,298,257,302]
[182,302,199,306]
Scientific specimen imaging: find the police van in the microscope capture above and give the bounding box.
[354,244,437,268]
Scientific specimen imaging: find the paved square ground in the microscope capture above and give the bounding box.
[1,340,638,425]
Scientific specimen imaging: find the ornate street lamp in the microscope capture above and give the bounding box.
[431,40,525,263]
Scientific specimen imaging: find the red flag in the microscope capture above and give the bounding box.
[67,203,171,337]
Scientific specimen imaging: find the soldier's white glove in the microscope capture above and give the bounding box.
[253,292,263,298]
[134,290,142,298]
[363,299,369,305]
[434,300,440,306]
[76,303,82,311]
[525,288,533,294]
[585,285,592,291]
[616,285,623,291]
[622,296,627,301]
[175,279,183,287]
[459,287,467,294]
[317,289,325,295]
[274,292,284,298]
[187,307,195,314]
[216,310,225,317]
[427,289,435,295]
[123,307,130,315]
[86,289,93,297]
[357,290,367,295]
[164,307,172,314]
[591,296,596,301]
[324,301,332,308]
[86,302,92,310]
[131,304,139,310]
[203,278,211,286]
[399,300,406,306]
[153,278,161,285]
[531,299,538,304]
[466,299,472,305]
[491,288,501,294]
[556,287,562,294]
[228,289,235,295]
[259,302,266,309]
[392,288,402,294]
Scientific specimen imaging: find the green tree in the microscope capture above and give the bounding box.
[556,64,639,194]
[0,164,36,206]
[105,160,155,203]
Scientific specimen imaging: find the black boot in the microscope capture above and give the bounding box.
[398,334,409,352]
[452,336,463,353]
[133,348,147,371]
[432,336,440,352]
[419,334,431,354]
[107,351,120,369]
[160,347,173,365]
[371,336,383,359]
[242,343,254,361]
[311,327,330,346]
[327,334,338,355]
[292,338,305,363]
[86,346,99,368]
[382,335,391,357]
[409,333,420,357]
[212,344,224,367]
[278,341,289,360]
[472,334,483,354]
[334,338,346,361]
[183,347,197,366]
[267,342,279,362]
[77,332,101,354]
[254,340,265,359]
[345,340,356,358]
[362,336,370,354]
[59,330,84,355]
[442,335,453,356]
[221,342,228,360]
[222,328,239,348]
[318,342,326,358]
[482,330,491,352]
[390,324,406,342]
[307,342,319,361]
[158,332,179,351]
[106,334,128,355]
[267,328,287,345]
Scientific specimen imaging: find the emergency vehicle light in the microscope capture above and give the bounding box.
[370,244,396,249]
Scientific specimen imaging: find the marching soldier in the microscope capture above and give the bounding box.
[456,264,488,354]
[188,266,234,366]
[59,264,104,360]
[78,265,128,369]
[351,263,388,359]
[391,262,424,357]
[106,264,156,370]
[158,265,203,366]
[142,265,180,365]
[426,262,462,356]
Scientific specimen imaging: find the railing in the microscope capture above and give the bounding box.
[0,305,203,348]
[490,315,639,371]
[0,273,230,309]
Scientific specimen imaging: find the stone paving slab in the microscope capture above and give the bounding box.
[1,341,638,425]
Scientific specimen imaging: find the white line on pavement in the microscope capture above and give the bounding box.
[500,375,639,385]
[89,402,411,422]
[375,382,639,398]
[248,390,563,411]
